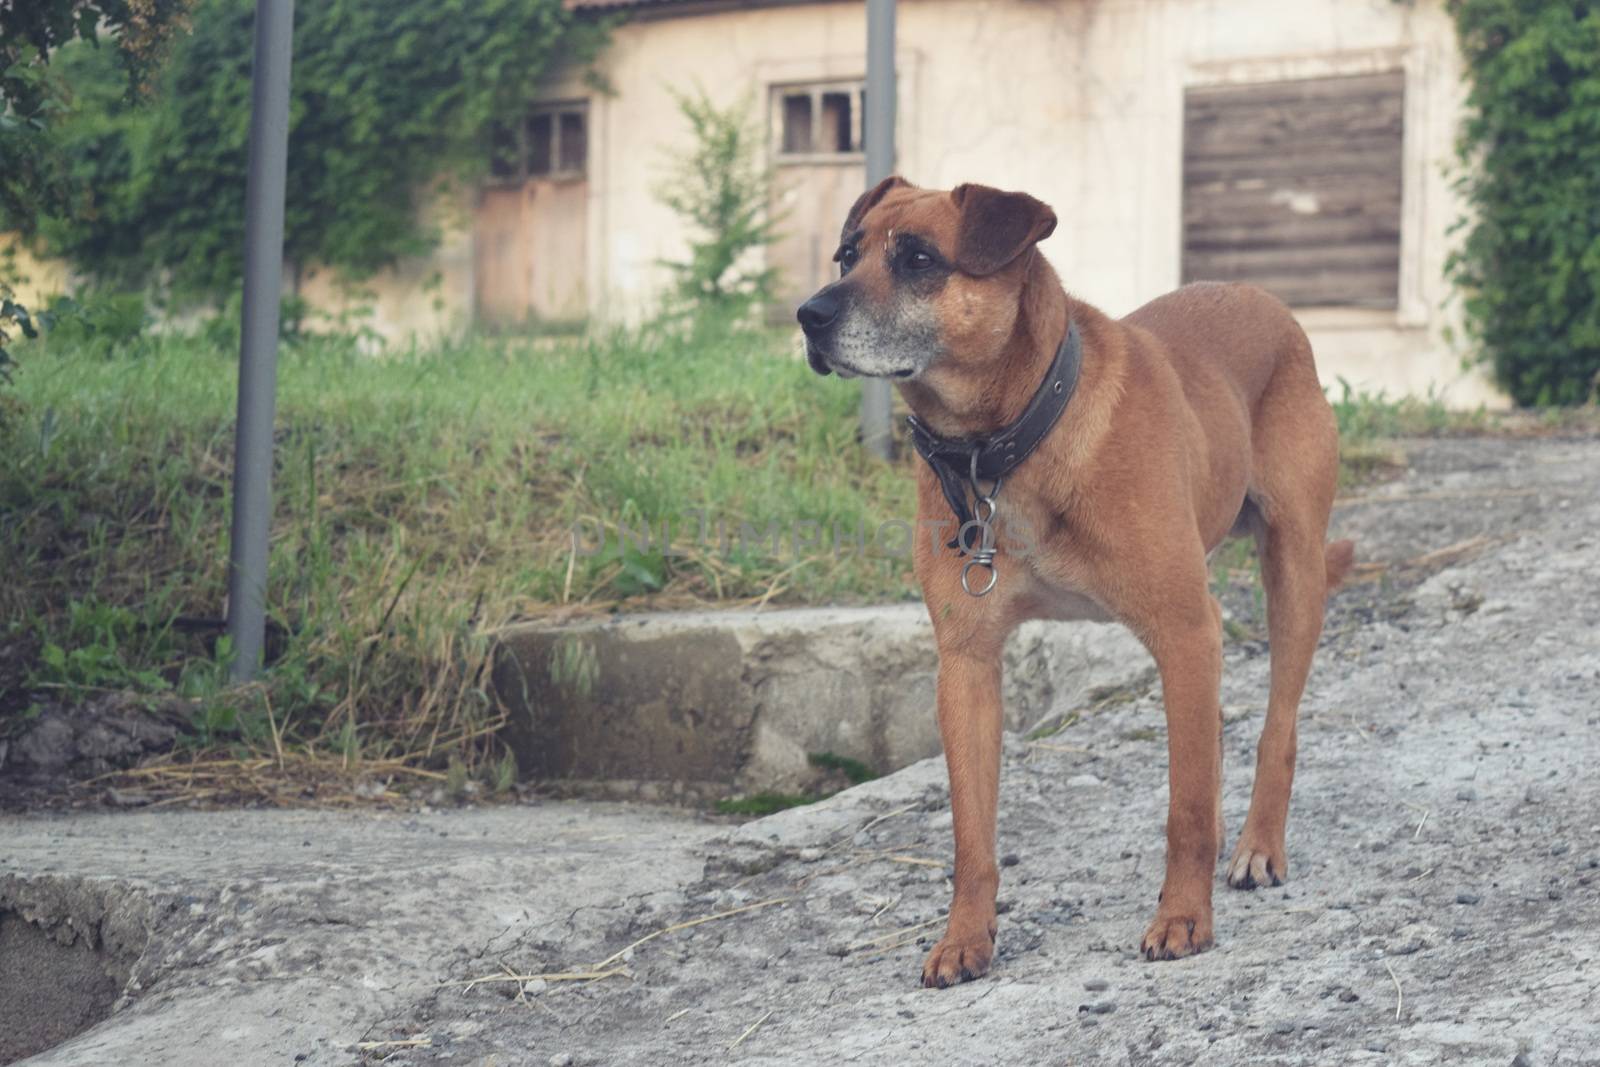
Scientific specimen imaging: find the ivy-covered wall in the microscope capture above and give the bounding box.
[17,0,604,304]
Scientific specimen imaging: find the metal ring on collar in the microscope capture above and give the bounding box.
[969,448,1002,499]
[960,557,998,597]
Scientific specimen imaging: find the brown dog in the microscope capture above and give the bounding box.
[797,177,1354,987]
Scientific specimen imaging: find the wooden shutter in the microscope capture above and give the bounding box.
[1182,71,1405,308]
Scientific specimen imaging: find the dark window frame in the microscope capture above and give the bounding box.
[772,81,866,165]
[487,101,589,185]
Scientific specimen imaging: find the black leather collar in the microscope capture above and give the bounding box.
[906,321,1083,552]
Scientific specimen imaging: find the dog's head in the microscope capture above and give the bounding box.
[796,177,1057,380]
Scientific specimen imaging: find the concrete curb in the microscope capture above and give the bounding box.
[494,605,1149,798]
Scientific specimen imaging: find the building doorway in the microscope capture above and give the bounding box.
[475,103,589,328]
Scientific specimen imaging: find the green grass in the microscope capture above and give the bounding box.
[805,750,878,786]
[1327,376,1490,487]
[713,751,881,816]
[713,792,817,817]
[1327,376,1483,440]
[0,325,1507,781]
[0,314,920,772]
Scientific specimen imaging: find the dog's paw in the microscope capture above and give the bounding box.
[1139,908,1214,962]
[920,925,995,989]
[1225,838,1288,890]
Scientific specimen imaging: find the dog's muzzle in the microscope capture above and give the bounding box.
[797,289,841,375]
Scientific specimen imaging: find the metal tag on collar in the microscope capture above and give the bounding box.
[959,448,1003,595]
[959,494,1000,597]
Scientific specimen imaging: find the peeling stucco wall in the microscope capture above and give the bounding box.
[551,0,1493,405]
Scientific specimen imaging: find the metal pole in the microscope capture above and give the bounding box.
[862,0,896,460]
[226,0,294,682]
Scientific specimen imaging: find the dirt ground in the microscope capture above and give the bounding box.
[372,436,1600,1066]
[4,435,1598,1066]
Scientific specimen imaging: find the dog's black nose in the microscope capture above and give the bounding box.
[797,291,840,333]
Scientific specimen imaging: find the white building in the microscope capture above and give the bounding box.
[10,0,1499,405]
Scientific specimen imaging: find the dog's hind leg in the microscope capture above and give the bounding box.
[1226,353,1344,891]
[1226,518,1326,888]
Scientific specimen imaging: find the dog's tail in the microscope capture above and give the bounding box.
[1324,539,1356,594]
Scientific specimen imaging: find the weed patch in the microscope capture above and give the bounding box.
[0,315,918,782]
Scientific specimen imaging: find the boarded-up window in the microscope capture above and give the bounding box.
[1182,72,1405,309]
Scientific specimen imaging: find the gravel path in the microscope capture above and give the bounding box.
[4,436,1596,1067]
[378,436,1600,1067]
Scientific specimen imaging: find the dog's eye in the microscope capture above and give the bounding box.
[906,250,934,271]
[836,246,859,274]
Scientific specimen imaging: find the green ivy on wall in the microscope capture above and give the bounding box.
[1447,0,1600,405]
[22,0,605,303]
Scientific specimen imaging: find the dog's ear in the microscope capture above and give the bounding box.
[950,184,1057,277]
[841,176,910,241]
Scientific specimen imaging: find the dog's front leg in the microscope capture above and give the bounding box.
[921,643,1004,988]
[1139,594,1224,961]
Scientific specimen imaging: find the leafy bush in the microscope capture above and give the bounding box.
[1,47,71,241]
[2,2,192,234]
[35,290,153,359]
[656,89,783,316]
[1,281,36,389]
[1446,1,1600,405]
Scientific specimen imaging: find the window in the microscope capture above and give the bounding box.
[528,113,555,176]
[774,82,865,161]
[558,112,587,173]
[487,103,588,183]
[1181,71,1405,309]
